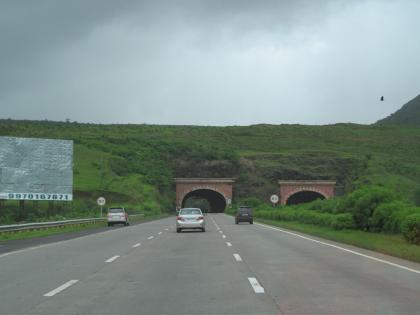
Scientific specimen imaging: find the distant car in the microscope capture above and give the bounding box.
[235,206,253,224]
[107,207,129,226]
[176,208,205,233]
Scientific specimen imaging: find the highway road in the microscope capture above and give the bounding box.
[0,214,419,315]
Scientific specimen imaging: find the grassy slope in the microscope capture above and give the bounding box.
[1,120,420,222]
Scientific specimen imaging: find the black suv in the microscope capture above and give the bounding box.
[235,206,253,224]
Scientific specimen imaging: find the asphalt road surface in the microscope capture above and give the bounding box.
[0,214,419,315]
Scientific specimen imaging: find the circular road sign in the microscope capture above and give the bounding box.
[97,197,106,206]
[270,194,279,204]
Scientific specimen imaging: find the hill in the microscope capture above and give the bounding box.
[1,120,420,222]
[377,94,420,125]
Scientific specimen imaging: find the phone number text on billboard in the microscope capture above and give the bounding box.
[3,193,73,201]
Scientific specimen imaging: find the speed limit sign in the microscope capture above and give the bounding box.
[97,197,106,206]
[270,194,279,205]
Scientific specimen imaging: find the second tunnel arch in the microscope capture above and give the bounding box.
[278,180,336,206]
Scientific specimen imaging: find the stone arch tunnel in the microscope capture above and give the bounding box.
[175,178,234,213]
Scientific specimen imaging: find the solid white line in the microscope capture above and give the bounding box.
[255,222,420,275]
[248,277,265,293]
[105,255,120,263]
[147,236,154,240]
[158,232,162,235]
[226,242,232,247]
[222,235,226,239]
[44,280,79,297]
[233,253,242,262]
[132,243,141,248]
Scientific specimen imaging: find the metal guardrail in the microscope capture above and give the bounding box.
[0,214,144,233]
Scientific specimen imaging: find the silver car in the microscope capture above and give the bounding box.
[107,207,130,226]
[176,208,205,233]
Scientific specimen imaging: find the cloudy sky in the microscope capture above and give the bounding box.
[1,0,419,125]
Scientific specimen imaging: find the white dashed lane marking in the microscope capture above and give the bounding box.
[105,255,120,263]
[158,232,162,235]
[132,243,141,248]
[233,254,242,262]
[226,242,232,247]
[210,216,221,230]
[43,280,79,297]
[222,235,226,239]
[248,277,265,294]
[147,236,154,240]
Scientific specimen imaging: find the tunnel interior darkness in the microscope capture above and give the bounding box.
[286,190,326,205]
[182,189,227,213]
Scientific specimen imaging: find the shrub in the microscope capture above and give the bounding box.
[340,186,397,230]
[385,206,419,233]
[401,214,420,244]
[331,213,356,230]
[237,197,264,208]
[369,201,408,232]
[255,208,355,230]
[308,198,341,214]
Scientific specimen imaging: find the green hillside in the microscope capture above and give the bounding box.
[1,120,420,223]
[377,94,420,126]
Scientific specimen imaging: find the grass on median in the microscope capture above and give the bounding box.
[256,218,420,263]
[0,213,171,243]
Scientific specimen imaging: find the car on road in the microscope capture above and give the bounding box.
[235,206,253,224]
[107,207,129,226]
[176,208,205,233]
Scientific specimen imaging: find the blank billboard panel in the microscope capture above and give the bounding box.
[0,136,73,201]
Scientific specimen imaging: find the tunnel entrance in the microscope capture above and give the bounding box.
[286,191,326,205]
[278,180,336,205]
[175,178,234,212]
[181,189,227,213]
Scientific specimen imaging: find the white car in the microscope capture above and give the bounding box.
[107,207,129,226]
[176,208,205,233]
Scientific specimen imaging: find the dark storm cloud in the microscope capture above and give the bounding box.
[1,1,419,125]
[0,1,139,92]
[0,0,339,64]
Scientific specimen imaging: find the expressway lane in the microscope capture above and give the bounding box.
[0,213,419,314]
[0,215,279,315]
[213,213,420,314]
[0,216,176,315]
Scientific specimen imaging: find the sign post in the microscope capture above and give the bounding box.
[270,194,279,207]
[97,197,106,217]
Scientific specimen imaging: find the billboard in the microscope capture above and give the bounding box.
[0,136,73,201]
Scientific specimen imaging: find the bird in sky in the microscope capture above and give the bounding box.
[380,96,384,101]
